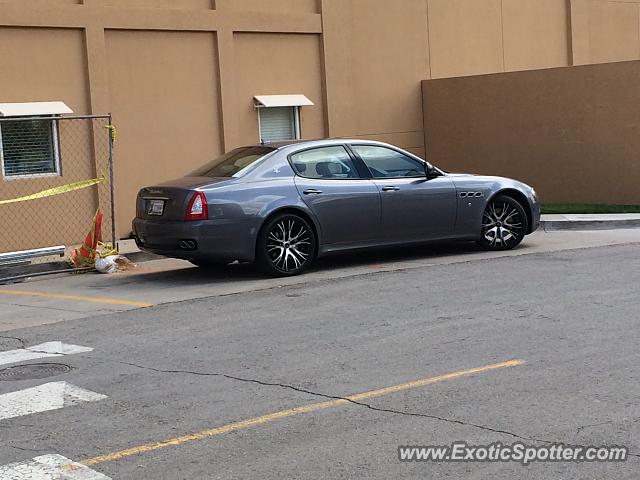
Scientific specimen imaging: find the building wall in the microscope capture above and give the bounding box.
[571,0,640,65]
[227,0,318,14]
[428,0,570,78]
[232,33,326,146]
[0,27,97,251]
[104,30,223,230]
[422,60,640,204]
[0,0,638,246]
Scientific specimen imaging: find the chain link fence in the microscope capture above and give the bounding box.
[0,115,115,257]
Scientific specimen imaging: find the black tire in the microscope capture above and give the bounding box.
[256,213,317,276]
[478,195,528,250]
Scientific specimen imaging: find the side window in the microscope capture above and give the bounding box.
[290,146,359,180]
[351,145,425,179]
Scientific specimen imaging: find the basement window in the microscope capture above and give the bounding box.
[0,102,72,179]
[254,95,314,144]
[0,118,60,178]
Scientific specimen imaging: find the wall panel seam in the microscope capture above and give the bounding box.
[500,0,506,71]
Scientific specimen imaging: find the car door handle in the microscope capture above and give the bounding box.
[303,189,323,195]
[382,186,400,192]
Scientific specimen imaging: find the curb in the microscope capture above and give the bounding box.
[541,220,640,231]
[540,216,640,231]
[0,250,163,284]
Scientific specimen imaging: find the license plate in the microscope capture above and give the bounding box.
[147,199,165,216]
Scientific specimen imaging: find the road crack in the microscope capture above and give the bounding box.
[91,357,640,458]
[3,335,638,460]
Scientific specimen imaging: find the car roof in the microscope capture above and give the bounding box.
[249,138,389,151]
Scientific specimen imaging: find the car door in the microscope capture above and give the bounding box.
[349,144,457,242]
[291,145,381,246]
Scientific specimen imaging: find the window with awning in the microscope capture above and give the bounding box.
[0,102,72,179]
[254,95,314,143]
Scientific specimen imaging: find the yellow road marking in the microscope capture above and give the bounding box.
[81,359,524,466]
[0,289,153,308]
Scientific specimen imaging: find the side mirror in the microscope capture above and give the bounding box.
[424,162,439,179]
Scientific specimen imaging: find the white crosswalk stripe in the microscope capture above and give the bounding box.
[0,454,111,479]
[0,342,107,471]
[0,342,93,367]
[0,381,107,421]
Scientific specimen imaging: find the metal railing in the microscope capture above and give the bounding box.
[0,114,115,260]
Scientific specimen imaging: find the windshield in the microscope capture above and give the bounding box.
[189,146,276,178]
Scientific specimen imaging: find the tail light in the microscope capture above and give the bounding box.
[186,191,208,221]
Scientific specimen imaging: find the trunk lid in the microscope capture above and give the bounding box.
[136,176,231,221]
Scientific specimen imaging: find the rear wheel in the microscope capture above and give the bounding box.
[478,195,528,250]
[257,213,316,276]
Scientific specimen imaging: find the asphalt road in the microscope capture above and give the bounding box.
[1,241,639,478]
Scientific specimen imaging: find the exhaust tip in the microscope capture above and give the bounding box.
[179,240,197,250]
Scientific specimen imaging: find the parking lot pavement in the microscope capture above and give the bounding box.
[0,228,639,333]
[0,241,638,478]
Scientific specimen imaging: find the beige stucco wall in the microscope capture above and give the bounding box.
[0,27,97,251]
[0,27,88,112]
[321,0,430,158]
[429,0,505,78]
[429,0,570,78]
[0,0,638,251]
[232,33,325,148]
[571,0,640,65]
[102,0,212,8]
[226,0,318,14]
[0,0,80,4]
[502,0,570,71]
[105,30,222,234]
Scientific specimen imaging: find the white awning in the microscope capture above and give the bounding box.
[0,101,73,117]
[254,94,314,108]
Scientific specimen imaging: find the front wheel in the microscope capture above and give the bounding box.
[256,213,316,276]
[478,195,528,250]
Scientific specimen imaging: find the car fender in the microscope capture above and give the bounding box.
[449,175,537,236]
[255,196,323,247]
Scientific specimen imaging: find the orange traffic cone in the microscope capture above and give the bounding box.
[70,210,103,267]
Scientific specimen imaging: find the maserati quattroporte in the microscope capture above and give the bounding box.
[133,140,540,276]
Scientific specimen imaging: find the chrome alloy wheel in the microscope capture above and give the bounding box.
[482,199,525,248]
[265,217,313,273]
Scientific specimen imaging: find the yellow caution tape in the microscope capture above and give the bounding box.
[0,177,104,206]
[97,241,119,258]
[104,124,117,144]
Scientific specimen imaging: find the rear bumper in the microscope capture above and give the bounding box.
[131,217,256,262]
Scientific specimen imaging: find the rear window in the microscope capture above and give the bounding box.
[189,146,275,178]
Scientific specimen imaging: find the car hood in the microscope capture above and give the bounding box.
[446,173,534,192]
[447,173,514,182]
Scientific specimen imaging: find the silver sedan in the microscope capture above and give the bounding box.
[132,139,540,276]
